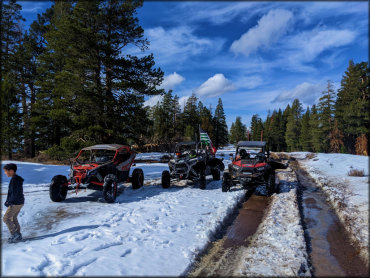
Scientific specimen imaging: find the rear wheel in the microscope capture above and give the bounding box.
[199,170,206,190]
[103,174,118,203]
[211,168,220,180]
[161,170,171,188]
[50,175,68,202]
[222,172,231,192]
[132,168,144,189]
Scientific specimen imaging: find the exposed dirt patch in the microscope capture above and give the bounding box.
[30,207,82,237]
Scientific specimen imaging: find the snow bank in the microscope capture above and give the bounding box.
[291,152,369,265]
[236,168,311,276]
[1,160,245,276]
[135,152,171,161]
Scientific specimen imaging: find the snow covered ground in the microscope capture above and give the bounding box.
[2,149,366,275]
[1,159,245,276]
[235,167,311,276]
[290,152,369,265]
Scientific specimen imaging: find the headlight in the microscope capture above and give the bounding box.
[256,166,265,171]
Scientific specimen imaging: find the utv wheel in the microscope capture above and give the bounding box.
[103,174,118,203]
[222,172,231,192]
[161,170,171,188]
[199,170,206,190]
[211,169,221,181]
[50,175,68,202]
[267,173,276,196]
[132,168,144,189]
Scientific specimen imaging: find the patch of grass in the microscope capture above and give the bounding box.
[348,169,365,177]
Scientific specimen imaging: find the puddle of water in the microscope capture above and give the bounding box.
[296,167,369,277]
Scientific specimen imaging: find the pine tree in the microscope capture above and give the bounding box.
[172,94,182,141]
[299,107,312,151]
[184,125,196,141]
[1,0,25,158]
[285,99,302,151]
[335,60,369,153]
[152,91,178,146]
[330,119,344,153]
[33,1,75,150]
[212,98,228,147]
[270,110,283,151]
[279,105,290,151]
[229,117,246,144]
[183,93,199,140]
[310,104,322,152]
[32,0,164,157]
[250,114,263,141]
[317,80,336,152]
[199,103,214,141]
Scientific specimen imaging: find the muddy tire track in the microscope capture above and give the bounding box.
[291,160,369,277]
[188,194,270,276]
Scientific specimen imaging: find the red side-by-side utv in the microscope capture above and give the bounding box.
[49,144,144,203]
[222,141,287,195]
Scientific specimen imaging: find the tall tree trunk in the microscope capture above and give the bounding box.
[22,78,30,157]
[6,98,12,160]
[30,83,36,157]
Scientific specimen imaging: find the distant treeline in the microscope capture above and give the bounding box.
[230,60,369,155]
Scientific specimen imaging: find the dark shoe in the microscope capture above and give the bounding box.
[8,234,16,243]
[13,232,22,241]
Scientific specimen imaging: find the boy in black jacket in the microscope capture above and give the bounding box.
[3,163,25,243]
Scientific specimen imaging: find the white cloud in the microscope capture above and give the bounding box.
[144,92,190,110]
[178,2,258,25]
[230,9,293,56]
[272,82,326,105]
[144,26,225,65]
[286,28,356,63]
[159,72,185,91]
[194,74,236,98]
[234,75,264,89]
[144,95,163,107]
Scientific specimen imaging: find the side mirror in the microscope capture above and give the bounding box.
[132,163,136,166]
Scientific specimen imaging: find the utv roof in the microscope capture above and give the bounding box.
[176,141,197,145]
[81,144,128,151]
[237,141,266,147]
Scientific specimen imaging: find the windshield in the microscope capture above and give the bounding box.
[76,149,116,164]
[175,143,198,157]
[235,147,264,160]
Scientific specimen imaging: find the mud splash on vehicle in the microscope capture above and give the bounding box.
[294,163,369,277]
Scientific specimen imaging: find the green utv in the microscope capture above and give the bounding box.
[161,141,225,189]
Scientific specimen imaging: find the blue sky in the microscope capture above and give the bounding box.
[19,1,368,129]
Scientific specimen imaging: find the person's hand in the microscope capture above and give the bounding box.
[4,201,9,207]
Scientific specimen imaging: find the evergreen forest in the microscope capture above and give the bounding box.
[1,0,369,161]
